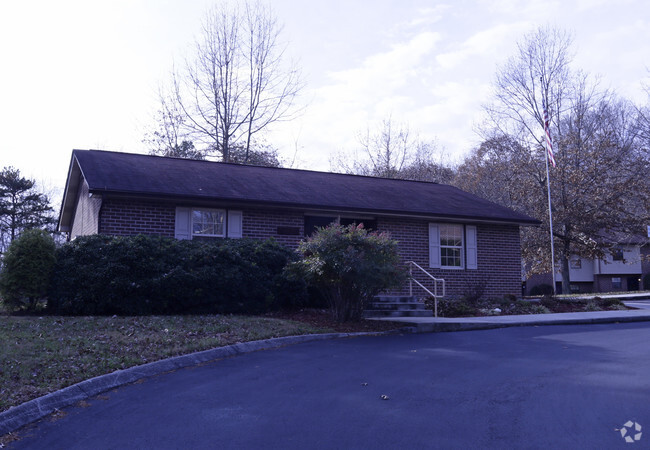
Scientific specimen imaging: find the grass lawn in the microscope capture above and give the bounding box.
[0,312,401,414]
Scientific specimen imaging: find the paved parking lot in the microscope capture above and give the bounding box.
[9,322,650,449]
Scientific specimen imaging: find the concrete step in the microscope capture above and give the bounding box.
[365,295,433,318]
[364,309,433,318]
[367,302,428,311]
[373,295,419,303]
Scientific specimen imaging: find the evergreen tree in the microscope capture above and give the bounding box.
[0,167,55,251]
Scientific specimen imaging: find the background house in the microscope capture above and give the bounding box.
[526,237,650,294]
[58,150,540,299]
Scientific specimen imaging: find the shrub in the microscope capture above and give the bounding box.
[290,224,406,322]
[429,298,478,317]
[529,283,554,296]
[539,295,559,310]
[593,296,625,310]
[48,234,305,315]
[527,304,551,314]
[460,277,490,304]
[0,229,56,311]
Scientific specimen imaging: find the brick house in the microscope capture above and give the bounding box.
[58,150,539,299]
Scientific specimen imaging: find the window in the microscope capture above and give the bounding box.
[174,207,242,240]
[440,224,463,268]
[570,259,582,269]
[612,277,622,290]
[429,223,477,270]
[192,209,225,237]
[612,248,624,261]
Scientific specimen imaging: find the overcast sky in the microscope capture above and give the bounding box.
[1,0,649,199]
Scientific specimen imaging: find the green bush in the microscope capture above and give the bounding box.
[290,224,406,322]
[529,283,554,296]
[47,234,306,315]
[0,229,56,311]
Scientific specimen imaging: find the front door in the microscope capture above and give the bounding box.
[627,276,640,291]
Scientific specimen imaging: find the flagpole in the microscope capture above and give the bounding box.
[544,144,557,295]
[541,91,557,295]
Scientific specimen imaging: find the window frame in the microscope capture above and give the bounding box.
[439,224,465,269]
[191,208,226,238]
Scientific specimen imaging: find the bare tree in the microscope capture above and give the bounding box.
[332,117,454,183]
[485,26,574,151]
[143,87,205,160]
[472,26,650,292]
[169,1,302,163]
[399,141,457,184]
[356,117,411,177]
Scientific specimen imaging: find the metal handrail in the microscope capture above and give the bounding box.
[406,261,445,317]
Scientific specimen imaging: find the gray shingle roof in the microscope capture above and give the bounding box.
[62,149,539,227]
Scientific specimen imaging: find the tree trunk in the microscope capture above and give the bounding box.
[559,233,571,294]
[222,135,230,162]
[560,253,570,295]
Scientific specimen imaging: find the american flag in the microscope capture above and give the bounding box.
[542,99,556,167]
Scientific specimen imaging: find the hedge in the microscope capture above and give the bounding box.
[47,234,306,315]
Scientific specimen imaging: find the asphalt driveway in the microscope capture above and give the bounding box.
[9,322,650,449]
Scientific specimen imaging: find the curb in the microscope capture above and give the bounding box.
[0,330,404,436]
[409,313,650,333]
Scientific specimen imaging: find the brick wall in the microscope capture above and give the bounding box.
[242,208,304,248]
[96,200,304,246]
[91,199,523,299]
[99,199,176,237]
[377,217,523,299]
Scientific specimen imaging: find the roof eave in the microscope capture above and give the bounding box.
[57,153,83,232]
[92,189,541,227]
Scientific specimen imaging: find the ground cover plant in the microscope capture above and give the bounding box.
[0,312,402,414]
[428,295,628,317]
